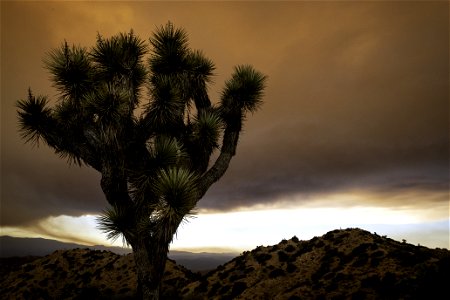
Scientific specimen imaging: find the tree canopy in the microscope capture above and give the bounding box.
[17,22,266,299]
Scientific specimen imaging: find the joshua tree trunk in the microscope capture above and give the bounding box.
[133,237,169,300]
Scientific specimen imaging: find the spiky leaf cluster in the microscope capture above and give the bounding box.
[97,205,135,245]
[45,43,93,100]
[17,90,52,145]
[221,65,267,115]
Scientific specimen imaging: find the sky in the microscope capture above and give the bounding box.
[1,1,448,252]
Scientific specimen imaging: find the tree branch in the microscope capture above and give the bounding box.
[197,122,241,198]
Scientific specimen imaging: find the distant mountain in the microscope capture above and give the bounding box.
[0,236,236,271]
[1,228,449,299]
[0,236,132,257]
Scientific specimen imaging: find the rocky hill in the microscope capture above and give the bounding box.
[1,248,196,299]
[2,228,449,299]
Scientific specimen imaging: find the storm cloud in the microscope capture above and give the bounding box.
[1,1,448,226]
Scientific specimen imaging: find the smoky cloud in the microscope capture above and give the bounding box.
[1,1,448,226]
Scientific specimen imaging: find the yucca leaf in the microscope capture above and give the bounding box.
[149,22,189,74]
[91,31,147,82]
[44,42,93,100]
[97,205,134,245]
[16,90,53,146]
[84,83,129,126]
[152,167,198,215]
[145,75,185,132]
[151,136,186,166]
[185,50,215,83]
[192,109,222,149]
[220,65,267,114]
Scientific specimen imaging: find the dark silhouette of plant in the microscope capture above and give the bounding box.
[230,281,247,298]
[255,253,272,265]
[268,268,285,278]
[16,22,266,300]
[277,250,290,262]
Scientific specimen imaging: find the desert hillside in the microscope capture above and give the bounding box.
[1,228,449,299]
[1,249,196,299]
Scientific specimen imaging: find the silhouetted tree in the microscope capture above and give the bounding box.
[16,23,266,300]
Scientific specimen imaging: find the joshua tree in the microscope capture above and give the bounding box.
[16,23,266,299]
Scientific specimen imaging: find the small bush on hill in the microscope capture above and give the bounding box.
[269,268,286,278]
[255,253,272,265]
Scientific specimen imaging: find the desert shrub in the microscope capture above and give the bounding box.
[333,236,344,245]
[351,243,371,256]
[269,268,285,278]
[194,280,208,293]
[311,263,331,282]
[269,244,280,252]
[230,281,247,298]
[286,263,297,273]
[244,266,255,274]
[352,252,369,267]
[280,239,288,245]
[370,257,382,267]
[230,272,246,282]
[285,244,296,253]
[371,250,385,258]
[216,264,225,271]
[323,232,335,241]
[218,271,229,280]
[251,246,264,254]
[233,255,245,265]
[277,250,289,262]
[207,282,221,297]
[255,253,272,265]
[292,236,299,243]
[315,240,325,248]
[388,249,418,266]
[338,252,353,266]
[322,248,339,263]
